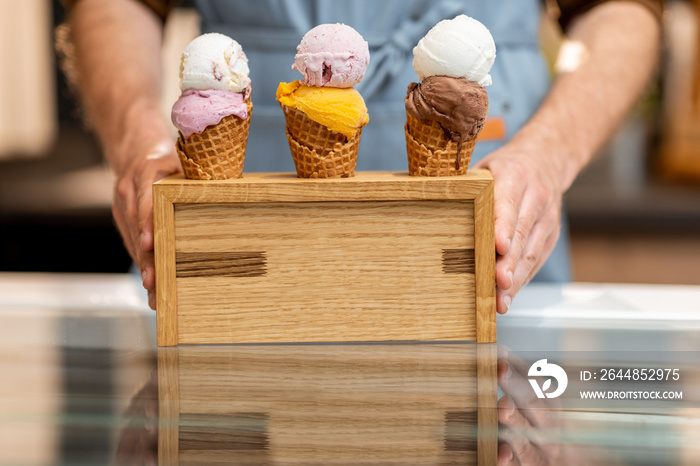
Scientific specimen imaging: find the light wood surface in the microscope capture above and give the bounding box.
[153,188,178,346]
[157,343,498,465]
[474,183,497,343]
[175,200,475,344]
[154,171,496,345]
[155,170,493,203]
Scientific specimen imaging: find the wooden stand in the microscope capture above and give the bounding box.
[157,343,498,465]
[154,171,496,346]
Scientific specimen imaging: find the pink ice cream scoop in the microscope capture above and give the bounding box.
[293,23,370,88]
[171,88,249,139]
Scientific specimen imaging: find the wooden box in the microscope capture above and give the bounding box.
[154,171,496,346]
[157,343,498,465]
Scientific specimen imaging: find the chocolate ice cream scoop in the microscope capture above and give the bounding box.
[405,75,489,152]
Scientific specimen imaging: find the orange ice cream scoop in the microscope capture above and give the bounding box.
[276,80,369,138]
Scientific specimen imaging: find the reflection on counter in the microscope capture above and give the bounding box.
[149,343,498,465]
[3,275,700,465]
[497,346,700,465]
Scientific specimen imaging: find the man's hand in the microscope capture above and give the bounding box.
[474,142,563,315]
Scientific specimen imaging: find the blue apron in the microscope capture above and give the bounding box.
[193,0,571,283]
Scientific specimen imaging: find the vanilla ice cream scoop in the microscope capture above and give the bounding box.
[179,33,251,93]
[412,15,495,87]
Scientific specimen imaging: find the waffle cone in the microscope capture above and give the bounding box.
[175,100,253,180]
[282,105,361,178]
[405,110,477,177]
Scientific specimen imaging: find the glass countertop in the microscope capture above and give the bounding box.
[0,273,699,465]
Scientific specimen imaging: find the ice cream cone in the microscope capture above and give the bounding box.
[176,100,253,180]
[282,105,361,178]
[405,14,494,177]
[405,110,476,177]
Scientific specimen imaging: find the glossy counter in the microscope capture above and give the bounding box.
[0,273,698,465]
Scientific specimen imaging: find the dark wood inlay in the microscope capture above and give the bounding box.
[442,249,475,274]
[176,251,267,278]
[444,410,478,451]
[179,413,269,451]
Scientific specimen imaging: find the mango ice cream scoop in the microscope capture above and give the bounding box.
[277,23,370,178]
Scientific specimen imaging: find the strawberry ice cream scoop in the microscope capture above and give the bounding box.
[171,88,249,139]
[293,23,370,88]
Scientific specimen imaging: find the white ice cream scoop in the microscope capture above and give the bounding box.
[179,33,251,93]
[412,15,496,87]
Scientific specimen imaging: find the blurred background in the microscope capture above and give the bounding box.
[1,0,699,284]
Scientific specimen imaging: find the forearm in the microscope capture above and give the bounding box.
[69,0,181,308]
[510,1,660,193]
[473,2,660,311]
[69,0,171,175]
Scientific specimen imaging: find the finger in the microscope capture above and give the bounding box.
[493,175,526,259]
[498,395,517,424]
[145,401,158,435]
[495,197,548,312]
[472,155,524,259]
[135,149,181,301]
[498,347,532,400]
[498,359,524,396]
[112,198,141,268]
[499,397,548,465]
[135,162,171,253]
[500,188,546,284]
[500,403,559,463]
[492,178,529,296]
[497,360,527,400]
[114,177,143,268]
[496,256,513,305]
[498,361,552,429]
[141,252,155,292]
[497,344,511,362]
[498,347,532,377]
[497,345,533,383]
[137,188,154,254]
[501,358,547,411]
[497,288,512,314]
[511,221,560,297]
[497,357,511,382]
[148,289,156,310]
[136,141,180,253]
[498,442,519,465]
[145,450,158,466]
[498,207,560,315]
[115,426,139,464]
